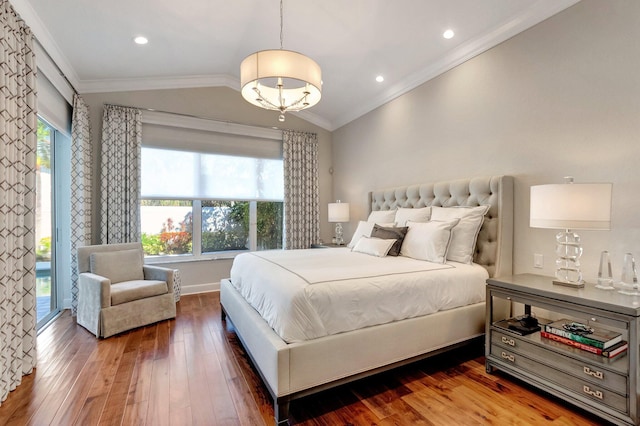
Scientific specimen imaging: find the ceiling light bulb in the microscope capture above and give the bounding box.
[134,36,148,45]
[376,75,384,83]
[443,29,455,39]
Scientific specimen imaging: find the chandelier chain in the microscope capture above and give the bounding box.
[279,0,284,49]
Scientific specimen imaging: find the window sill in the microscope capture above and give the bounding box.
[144,250,249,265]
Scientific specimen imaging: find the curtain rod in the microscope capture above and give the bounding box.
[105,103,287,132]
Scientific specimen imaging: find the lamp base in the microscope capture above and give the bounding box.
[552,279,584,288]
[334,223,344,246]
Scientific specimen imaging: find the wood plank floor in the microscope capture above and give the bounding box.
[0,292,611,425]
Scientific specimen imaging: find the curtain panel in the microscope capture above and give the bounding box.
[0,0,38,403]
[283,130,319,249]
[99,104,142,244]
[69,94,92,315]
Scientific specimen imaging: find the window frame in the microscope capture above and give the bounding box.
[141,198,283,263]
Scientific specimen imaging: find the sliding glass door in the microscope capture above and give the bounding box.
[36,118,59,327]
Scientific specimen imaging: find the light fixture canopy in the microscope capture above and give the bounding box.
[240,0,322,122]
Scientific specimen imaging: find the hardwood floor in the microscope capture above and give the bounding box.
[0,292,610,425]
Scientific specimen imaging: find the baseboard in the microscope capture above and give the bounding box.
[180,282,220,295]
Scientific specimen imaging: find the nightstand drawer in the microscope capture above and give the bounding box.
[492,346,628,414]
[491,330,627,394]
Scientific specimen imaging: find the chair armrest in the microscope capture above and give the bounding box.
[143,265,175,294]
[79,272,111,309]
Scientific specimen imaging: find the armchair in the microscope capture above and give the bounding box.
[77,242,177,338]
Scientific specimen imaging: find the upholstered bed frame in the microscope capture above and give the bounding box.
[220,175,513,424]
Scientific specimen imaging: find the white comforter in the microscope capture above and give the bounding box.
[229,248,489,343]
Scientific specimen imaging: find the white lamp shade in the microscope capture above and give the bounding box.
[328,203,350,223]
[240,49,322,111]
[530,183,612,230]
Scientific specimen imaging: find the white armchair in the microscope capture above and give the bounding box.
[77,242,177,338]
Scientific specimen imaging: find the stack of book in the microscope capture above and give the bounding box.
[541,319,628,359]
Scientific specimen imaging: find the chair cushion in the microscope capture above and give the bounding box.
[110,280,168,306]
[90,249,144,284]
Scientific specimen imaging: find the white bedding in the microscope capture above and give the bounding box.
[229,248,489,343]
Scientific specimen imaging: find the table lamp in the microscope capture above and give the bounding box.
[328,201,350,246]
[530,177,612,288]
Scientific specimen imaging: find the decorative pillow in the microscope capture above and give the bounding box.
[352,236,396,258]
[400,220,459,264]
[370,224,409,256]
[90,249,144,284]
[431,205,490,264]
[347,221,395,248]
[394,206,431,226]
[367,210,396,223]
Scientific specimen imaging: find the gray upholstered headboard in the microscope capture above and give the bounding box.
[368,175,513,278]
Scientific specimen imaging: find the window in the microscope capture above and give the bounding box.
[140,148,284,259]
[139,110,284,260]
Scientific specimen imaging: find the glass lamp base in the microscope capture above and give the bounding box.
[552,279,585,288]
[334,223,344,246]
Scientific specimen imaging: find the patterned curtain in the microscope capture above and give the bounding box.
[99,104,141,243]
[69,94,92,315]
[0,0,37,403]
[283,130,319,249]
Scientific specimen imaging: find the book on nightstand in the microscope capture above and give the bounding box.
[541,331,628,358]
[543,319,622,350]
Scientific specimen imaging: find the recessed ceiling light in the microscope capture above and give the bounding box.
[443,29,455,39]
[376,75,384,83]
[134,36,149,45]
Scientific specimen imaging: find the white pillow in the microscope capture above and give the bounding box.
[347,221,395,248]
[431,205,490,264]
[367,210,396,223]
[394,206,431,226]
[352,236,396,257]
[400,220,459,264]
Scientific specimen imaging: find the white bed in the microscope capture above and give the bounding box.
[220,175,513,424]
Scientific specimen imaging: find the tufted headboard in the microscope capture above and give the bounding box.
[368,175,513,278]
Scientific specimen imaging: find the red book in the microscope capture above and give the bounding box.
[540,331,628,358]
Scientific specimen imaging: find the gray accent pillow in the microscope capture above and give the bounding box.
[90,249,144,284]
[371,225,409,256]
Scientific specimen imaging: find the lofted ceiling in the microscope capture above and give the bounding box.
[13,0,579,130]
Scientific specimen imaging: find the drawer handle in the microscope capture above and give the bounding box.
[501,351,515,362]
[583,385,603,400]
[583,366,604,380]
[501,336,516,346]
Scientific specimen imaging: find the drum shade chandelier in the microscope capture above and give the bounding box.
[240,0,322,122]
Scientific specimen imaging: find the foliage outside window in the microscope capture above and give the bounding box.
[141,199,283,257]
[140,200,193,256]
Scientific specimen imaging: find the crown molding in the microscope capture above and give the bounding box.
[77,74,239,94]
[330,0,581,130]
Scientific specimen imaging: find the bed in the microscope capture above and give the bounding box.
[220,175,513,424]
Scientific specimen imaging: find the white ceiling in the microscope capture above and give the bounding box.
[13,0,579,130]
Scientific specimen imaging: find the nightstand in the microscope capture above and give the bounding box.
[486,273,640,425]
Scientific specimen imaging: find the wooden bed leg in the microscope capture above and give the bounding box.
[274,397,290,425]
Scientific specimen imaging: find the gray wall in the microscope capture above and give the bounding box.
[82,86,333,293]
[332,0,640,283]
